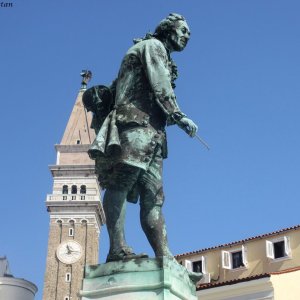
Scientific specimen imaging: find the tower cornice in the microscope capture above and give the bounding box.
[49,164,96,177]
[55,144,91,153]
[46,198,105,226]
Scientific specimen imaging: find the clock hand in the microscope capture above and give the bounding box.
[67,245,80,253]
[66,245,71,254]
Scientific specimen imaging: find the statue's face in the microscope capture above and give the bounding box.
[168,20,190,52]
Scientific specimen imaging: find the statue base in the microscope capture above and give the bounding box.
[79,257,198,300]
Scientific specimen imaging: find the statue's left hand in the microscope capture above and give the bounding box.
[177,117,198,137]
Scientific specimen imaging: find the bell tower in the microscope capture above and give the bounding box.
[42,73,105,300]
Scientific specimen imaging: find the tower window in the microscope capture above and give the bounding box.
[65,273,71,282]
[64,296,70,300]
[62,185,68,194]
[80,185,86,194]
[71,185,77,194]
[76,139,81,144]
[69,228,74,237]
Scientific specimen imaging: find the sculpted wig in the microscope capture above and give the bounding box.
[133,13,186,44]
[154,13,186,40]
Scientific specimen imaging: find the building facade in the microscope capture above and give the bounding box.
[176,225,300,300]
[42,86,105,300]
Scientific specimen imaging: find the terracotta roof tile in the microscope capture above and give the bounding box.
[271,266,300,275]
[197,273,270,290]
[196,266,300,290]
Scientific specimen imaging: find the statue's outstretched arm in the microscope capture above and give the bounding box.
[139,39,197,137]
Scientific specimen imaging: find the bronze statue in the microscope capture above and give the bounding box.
[83,13,198,262]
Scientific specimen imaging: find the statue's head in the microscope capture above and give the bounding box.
[154,13,190,52]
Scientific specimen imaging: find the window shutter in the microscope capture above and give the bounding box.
[201,256,206,274]
[284,236,291,257]
[242,245,248,267]
[222,251,232,269]
[184,259,192,271]
[266,240,274,259]
[200,273,211,284]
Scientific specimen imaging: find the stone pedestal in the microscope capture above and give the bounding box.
[79,257,198,300]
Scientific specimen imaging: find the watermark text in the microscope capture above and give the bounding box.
[1,2,13,7]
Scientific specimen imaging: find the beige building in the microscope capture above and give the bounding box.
[176,225,300,300]
[42,82,105,300]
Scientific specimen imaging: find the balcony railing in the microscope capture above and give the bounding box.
[46,194,100,202]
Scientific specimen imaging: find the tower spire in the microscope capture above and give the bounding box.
[60,71,95,147]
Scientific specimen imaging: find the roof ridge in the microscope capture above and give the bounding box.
[271,266,300,275]
[197,273,270,290]
[197,266,300,291]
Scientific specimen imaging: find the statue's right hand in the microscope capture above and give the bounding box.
[177,117,198,137]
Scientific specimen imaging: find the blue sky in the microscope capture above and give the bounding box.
[1,1,300,299]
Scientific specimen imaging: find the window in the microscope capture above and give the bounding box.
[65,273,71,282]
[184,256,210,283]
[80,185,86,194]
[266,236,291,260]
[222,246,247,270]
[232,251,244,269]
[62,185,68,194]
[192,260,202,273]
[71,185,77,194]
[185,256,206,274]
[64,297,70,300]
[69,228,74,237]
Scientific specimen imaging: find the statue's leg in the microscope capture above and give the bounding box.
[104,163,148,262]
[103,189,128,255]
[140,191,173,258]
[139,144,173,258]
[139,148,173,257]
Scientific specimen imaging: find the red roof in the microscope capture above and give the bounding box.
[197,273,270,290]
[197,266,300,290]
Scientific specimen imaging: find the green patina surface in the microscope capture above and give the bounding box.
[80,257,199,300]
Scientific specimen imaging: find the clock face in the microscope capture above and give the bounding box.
[56,240,82,264]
